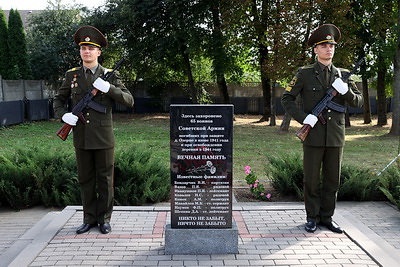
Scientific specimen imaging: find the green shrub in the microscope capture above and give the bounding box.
[266,153,396,204]
[0,147,78,209]
[267,153,304,200]
[338,164,385,201]
[0,145,170,210]
[379,166,400,209]
[0,153,41,208]
[114,146,170,205]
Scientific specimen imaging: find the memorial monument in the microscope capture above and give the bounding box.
[165,104,238,254]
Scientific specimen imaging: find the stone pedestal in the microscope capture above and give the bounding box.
[164,222,238,255]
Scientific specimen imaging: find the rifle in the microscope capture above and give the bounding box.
[296,57,365,142]
[56,57,125,141]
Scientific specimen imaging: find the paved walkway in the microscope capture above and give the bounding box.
[0,201,399,267]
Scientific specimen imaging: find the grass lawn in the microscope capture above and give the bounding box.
[0,113,397,183]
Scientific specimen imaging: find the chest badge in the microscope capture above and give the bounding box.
[71,74,79,88]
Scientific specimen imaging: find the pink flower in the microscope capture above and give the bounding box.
[260,193,265,196]
[266,193,272,199]
[244,165,251,174]
[253,183,258,188]
[249,184,253,188]
[255,180,259,183]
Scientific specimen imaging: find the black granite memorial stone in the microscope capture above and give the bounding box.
[170,104,233,229]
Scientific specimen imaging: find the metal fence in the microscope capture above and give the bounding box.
[0,79,52,102]
[0,78,52,126]
[0,77,393,127]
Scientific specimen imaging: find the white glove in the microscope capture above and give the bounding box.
[303,114,318,128]
[93,77,110,93]
[62,112,78,126]
[332,78,348,95]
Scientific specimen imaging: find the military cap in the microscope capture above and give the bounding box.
[73,25,108,48]
[307,24,341,47]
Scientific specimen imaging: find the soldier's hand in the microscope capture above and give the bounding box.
[62,112,78,126]
[332,78,349,95]
[93,77,110,93]
[303,114,318,128]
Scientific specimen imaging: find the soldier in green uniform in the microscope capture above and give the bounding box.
[281,24,363,233]
[53,25,134,234]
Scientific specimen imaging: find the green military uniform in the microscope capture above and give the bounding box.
[53,26,134,228]
[281,24,363,227]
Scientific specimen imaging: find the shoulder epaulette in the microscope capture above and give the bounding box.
[298,65,314,71]
[67,67,81,72]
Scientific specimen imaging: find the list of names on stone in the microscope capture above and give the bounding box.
[170,104,233,229]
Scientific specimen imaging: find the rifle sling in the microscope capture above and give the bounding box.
[326,100,347,113]
[87,100,107,113]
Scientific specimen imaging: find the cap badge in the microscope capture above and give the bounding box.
[326,35,332,40]
[85,37,90,42]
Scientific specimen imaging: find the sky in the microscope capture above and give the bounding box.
[0,0,106,10]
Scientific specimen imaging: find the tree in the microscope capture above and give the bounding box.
[207,0,231,104]
[22,0,397,126]
[368,0,397,126]
[0,9,10,79]
[390,0,400,136]
[280,0,315,132]
[92,0,221,103]
[105,0,282,107]
[249,0,272,122]
[26,1,84,89]
[232,0,349,125]
[211,0,273,118]
[187,0,249,105]
[7,9,32,80]
[350,0,373,124]
[263,0,313,126]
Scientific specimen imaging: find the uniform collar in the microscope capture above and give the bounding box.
[83,65,98,75]
[318,62,332,72]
